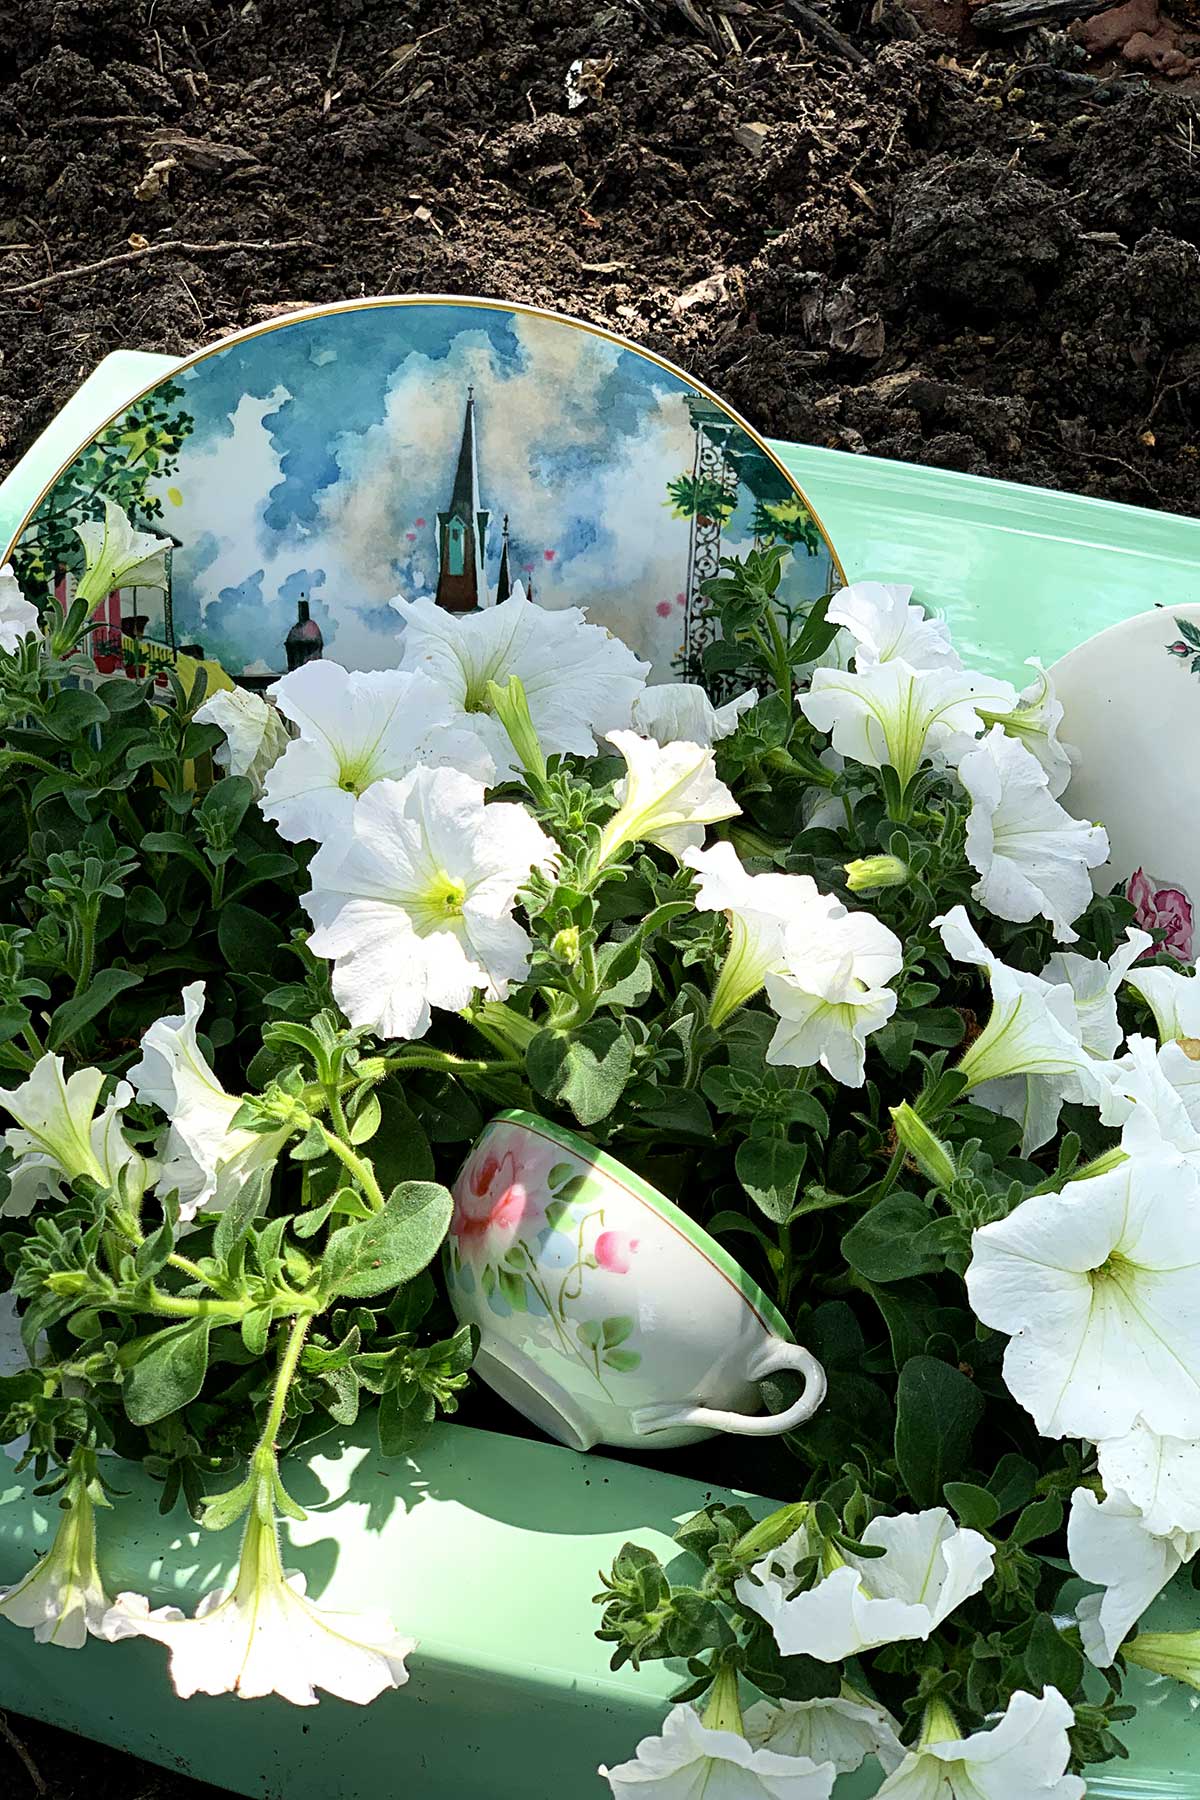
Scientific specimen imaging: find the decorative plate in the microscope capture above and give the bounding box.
[3,297,843,689]
[1050,601,1200,965]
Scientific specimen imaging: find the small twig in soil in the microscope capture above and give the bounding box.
[782,0,866,63]
[3,238,313,297]
[0,1713,48,1796]
[48,113,160,131]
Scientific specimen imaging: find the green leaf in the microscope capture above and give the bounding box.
[199,775,254,837]
[944,1481,1001,1531]
[604,1348,641,1372]
[217,902,280,975]
[47,967,142,1050]
[348,1091,382,1146]
[124,1319,213,1426]
[1024,1611,1084,1695]
[894,1355,985,1509]
[526,1019,633,1126]
[841,1193,942,1283]
[126,886,168,926]
[987,1453,1038,1519]
[45,687,109,739]
[377,1382,429,1455]
[213,1165,273,1261]
[1009,1494,1063,1548]
[320,1181,453,1300]
[735,1136,807,1223]
[602,1315,635,1349]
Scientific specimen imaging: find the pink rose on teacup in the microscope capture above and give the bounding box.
[452,1129,544,1268]
[1127,868,1195,965]
[594,1231,640,1274]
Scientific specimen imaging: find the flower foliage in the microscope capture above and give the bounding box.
[0,507,1187,1786]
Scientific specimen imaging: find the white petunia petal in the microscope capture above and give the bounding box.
[966,1151,1200,1440]
[304,766,555,1040]
[826,581,961,673]
[735,1510,992,1661]
[195,687,291,798]
[0,564,40,652]
[1096,1422,1200,1539]
[632,683,758,746]
[800,661,1017,789]
[600,1703,836,1799]
[261,661,494,844]
[395,589,649,777]
[958,728,1108,944]
[600,731,739,863]
[876,1689,1083,1800]
[1068,1486,1200,1667]
[744,1689,905,1777]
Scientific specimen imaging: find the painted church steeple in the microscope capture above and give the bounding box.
[435,387,490,612]
[496,515,513,605]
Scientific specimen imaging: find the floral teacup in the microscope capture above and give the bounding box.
[444,1110,826,1451]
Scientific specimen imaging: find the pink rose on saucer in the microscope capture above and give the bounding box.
[594,1231,639,1274]
[1127,867,1195,964]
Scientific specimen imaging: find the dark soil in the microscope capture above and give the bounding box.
[1,0,1199,1794]
[1,0,1199,520]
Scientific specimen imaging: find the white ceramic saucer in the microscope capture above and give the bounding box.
[1050,602,1200,963]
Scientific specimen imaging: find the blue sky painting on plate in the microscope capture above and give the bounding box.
[20,300,840,684]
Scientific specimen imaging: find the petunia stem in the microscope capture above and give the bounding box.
[317,1123,387,1211]
[259,1313,312,1455]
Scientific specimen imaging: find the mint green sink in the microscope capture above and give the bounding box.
[2,350,1198,1799]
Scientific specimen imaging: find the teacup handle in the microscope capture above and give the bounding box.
[631,1337,827,1439]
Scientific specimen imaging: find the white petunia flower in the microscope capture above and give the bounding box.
[799,661,1018,790]
[965,1149,1200,1440]
[304,766,555,1041]
[957,928,1150,1155]
[1100,1032,1200,1158]
[599,731,740,864]
[685,841,842,1027]
[0,1476,111,1648]
[1124,963,1200,1044]
[982,659,1075,798]
[765,908,905,1088]
[934,909,1112,1149]
[74,499,170,606]
[631,682,759,747]
[958,728,1108,943]
[0,1055,144,1218]
[735,1508,993,1662]
[874,1690,1083,1800]
[394,589,649,777]
[1068,1486,1200,1667]
[128,983,290,1223]
[260,660,495,845]
[1096,1421,1200,1538]
[195,686,291,799]
[102,1505,414,1704]
[745,1688,905,1777]
[600,1703,835,1800]
[826,581,961,673]
[0,564,40,652]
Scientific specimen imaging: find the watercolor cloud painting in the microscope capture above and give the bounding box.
[14,300,840,686]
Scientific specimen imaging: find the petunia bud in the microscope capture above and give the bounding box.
[486,675,547,788]
[732,1502,810,1563]
[844,854,909,893]
[890,1101,956,1189]
[551,926,581,966]
[1124,1629,1200,1689]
